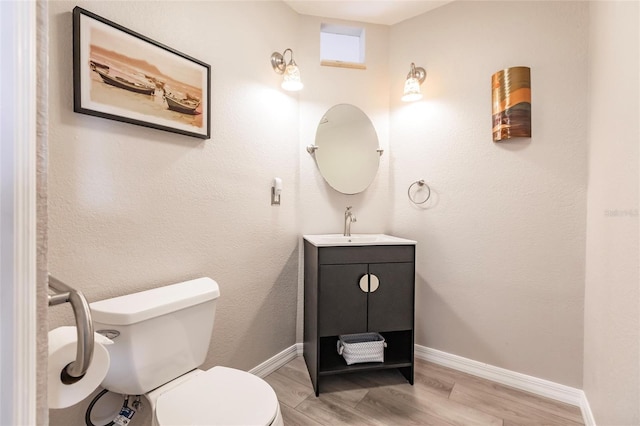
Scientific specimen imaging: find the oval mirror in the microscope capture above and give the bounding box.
[314,104,380,194]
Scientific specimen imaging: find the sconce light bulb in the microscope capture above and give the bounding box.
[281,63,303,92]
[402,77,422,102]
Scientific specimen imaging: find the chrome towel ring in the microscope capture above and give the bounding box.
[408,179,431,205]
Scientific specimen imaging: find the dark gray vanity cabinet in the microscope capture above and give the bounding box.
[303,241,416,396]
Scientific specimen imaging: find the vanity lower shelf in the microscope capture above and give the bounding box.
[318,330,413,376]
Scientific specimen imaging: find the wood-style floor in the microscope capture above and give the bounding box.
[264,356,584,425]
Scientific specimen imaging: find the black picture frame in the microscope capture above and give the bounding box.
[73,7,211,139]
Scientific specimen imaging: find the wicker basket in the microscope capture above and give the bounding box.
[336,332,386,365]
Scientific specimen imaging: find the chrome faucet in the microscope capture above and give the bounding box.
[344,206,357,236]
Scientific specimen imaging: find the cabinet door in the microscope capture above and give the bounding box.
[368,262,414,332]
[319,264,368,337]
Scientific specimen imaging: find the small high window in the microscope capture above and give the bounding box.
[320,24,365,70]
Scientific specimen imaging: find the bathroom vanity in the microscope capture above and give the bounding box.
[302,234,416,396]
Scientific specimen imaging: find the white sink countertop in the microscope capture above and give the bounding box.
[303,234,416,247]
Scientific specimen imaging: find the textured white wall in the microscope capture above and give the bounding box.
[583,2,640,424]
[36,0,50,423]
[389,1,589,387]
[297,16,391,235]
[47,2,300,424]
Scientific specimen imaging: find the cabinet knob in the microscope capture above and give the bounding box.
[359,275,368,293]
[369,274,380,293]
[358,274,380,293]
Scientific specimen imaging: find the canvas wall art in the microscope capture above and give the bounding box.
[492,66,531,142]
[73,7,211,139]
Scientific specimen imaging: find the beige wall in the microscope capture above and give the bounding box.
[47,1,300,424]
[389,1,589,387]
[36,0,49,423]
[583,1,640,424]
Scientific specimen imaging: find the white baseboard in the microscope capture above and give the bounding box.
[415,345,595,425]
[249,343,595,425]
[579,391,596,426]
[249,343,303,378]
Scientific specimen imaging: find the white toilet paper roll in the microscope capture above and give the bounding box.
[48,326,112,409]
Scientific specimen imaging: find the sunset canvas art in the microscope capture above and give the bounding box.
[491,66,531,142]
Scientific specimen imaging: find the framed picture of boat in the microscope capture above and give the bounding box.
[73,7,211,139]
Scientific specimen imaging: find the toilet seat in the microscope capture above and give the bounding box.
[154,366,279,426]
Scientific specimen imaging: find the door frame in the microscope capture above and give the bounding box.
[0,0,38,424]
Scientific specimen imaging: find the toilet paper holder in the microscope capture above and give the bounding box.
[48,275,94,384]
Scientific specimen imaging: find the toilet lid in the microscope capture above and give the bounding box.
[155,366,278,426]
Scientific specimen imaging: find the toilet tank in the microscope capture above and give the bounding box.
[90,277,220,395]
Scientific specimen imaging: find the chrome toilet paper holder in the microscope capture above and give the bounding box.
[48,275,94,384]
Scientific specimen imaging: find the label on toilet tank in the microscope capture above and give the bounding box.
[113,406,135,426]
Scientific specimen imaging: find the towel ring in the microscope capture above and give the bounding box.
[408,180,431,205]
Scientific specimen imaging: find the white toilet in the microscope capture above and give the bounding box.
[89,277,284,426]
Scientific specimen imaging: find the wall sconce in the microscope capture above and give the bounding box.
[401,62,426,102]
[270,48,303,92]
